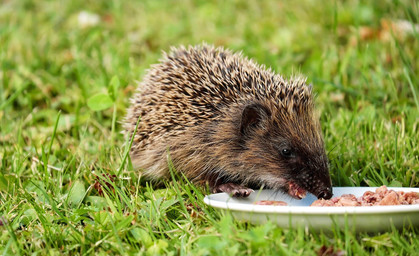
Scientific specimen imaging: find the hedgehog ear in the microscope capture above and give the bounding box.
[240,103,270,135]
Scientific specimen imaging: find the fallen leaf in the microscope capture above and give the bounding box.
[317,245,345,256]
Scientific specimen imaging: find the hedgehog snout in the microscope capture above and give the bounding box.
[311,172,333,199]
[317,187,333,199]
[295,163,332,199]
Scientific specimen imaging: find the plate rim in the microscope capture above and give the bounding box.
[203,187,419,215]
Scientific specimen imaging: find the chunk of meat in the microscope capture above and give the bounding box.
[378,190,400,206]
[403,192,419,204]
[338,197,360,206]
[310,199,336,207]
[254,200,288,206]
[288,181,307,199]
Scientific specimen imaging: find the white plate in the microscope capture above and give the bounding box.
[204,187,419,232]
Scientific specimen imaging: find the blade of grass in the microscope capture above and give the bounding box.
[117,116,141,176]
[4,221,21,256]
[0,82,29,111]
[404,68,419,112]
[43,111,61,184]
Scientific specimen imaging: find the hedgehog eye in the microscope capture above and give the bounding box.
[281,148,295,158]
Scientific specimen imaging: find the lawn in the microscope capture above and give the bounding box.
[1,0,418,255]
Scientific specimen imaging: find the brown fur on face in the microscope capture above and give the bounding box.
[124,44,332,199]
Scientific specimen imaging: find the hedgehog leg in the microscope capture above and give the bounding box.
[212,183,254,197]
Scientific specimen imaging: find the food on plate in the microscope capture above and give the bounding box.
[310,185,419,206]
[254,200,288,206]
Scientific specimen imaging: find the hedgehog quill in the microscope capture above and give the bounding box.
[124,44,333,199]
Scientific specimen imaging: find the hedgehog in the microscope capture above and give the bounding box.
[124,44,333,199]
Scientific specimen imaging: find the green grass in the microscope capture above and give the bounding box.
[1,0,418,254]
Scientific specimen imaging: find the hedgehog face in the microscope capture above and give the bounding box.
[237,103,333,199]
[272,134,333,200]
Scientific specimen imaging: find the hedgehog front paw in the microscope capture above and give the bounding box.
[212,183,254,197]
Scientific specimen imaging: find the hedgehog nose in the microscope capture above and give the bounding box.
[317,187,333,199]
